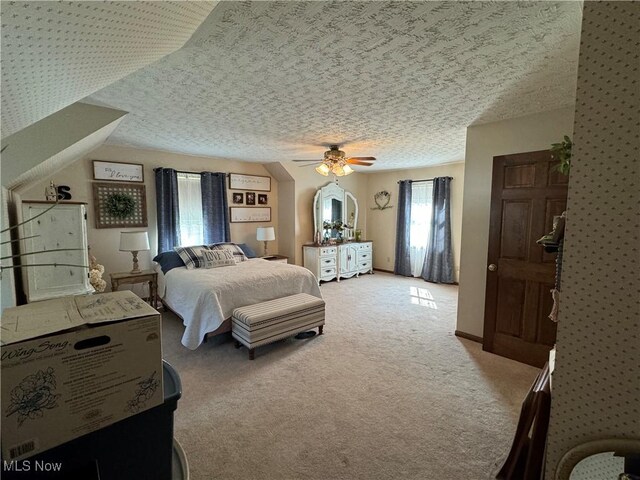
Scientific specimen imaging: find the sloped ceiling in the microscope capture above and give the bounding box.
[2,1,583,171]
[0,0,217,137]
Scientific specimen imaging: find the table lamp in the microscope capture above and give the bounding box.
[119,231,150,273]
[256,227,275,257]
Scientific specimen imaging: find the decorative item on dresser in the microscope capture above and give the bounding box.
[18,201,92,302]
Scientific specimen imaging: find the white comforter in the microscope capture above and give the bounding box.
[162,259,322,349]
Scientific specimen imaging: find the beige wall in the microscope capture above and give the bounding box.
[545,2,639,477]
[21,145,278,293]
[280,163,368,266]
[365,163,465,279]
[456,107,575,338]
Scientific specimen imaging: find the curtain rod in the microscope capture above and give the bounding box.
[154,167,229,176]
[397,176,453,184]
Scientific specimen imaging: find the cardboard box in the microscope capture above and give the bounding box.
[1,291,162,460]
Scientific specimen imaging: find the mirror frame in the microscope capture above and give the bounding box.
[313,182,359,238]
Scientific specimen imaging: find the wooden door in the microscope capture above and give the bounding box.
[483,150,568,367]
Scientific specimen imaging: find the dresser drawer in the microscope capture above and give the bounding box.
[319,256,336,267]
[320,266,337,279]
[357,251,371,262]
[320,247,337,256]
[358,243,372,252]
[358,260,372,272]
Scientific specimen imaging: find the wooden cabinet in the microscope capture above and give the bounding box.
[303,242,373,284]
[20,201,92,302]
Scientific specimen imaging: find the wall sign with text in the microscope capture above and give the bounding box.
[93,160,144,183]
[230,207,271,223]
[228,173,271,191]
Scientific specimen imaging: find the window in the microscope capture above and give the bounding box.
[177,173,204,246]
[409,181,433,276]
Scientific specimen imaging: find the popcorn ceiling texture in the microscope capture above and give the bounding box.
[87,1,582,169]
[0,0,216,137]
[545,2,639,478]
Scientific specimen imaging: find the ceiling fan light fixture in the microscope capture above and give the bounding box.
[315,163,330,176]
[333,165,346,176]
[342,164,354,175]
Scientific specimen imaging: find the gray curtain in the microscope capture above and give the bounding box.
[201,172,230,244]
[394,180,412,276]
[422,177,455,284]
[155,168,180,253]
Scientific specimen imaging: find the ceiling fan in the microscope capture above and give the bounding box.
[292,145,376,176]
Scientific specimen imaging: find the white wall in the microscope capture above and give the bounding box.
[365,163,465,279]
[456,107,575,338]
[21,145,278,294]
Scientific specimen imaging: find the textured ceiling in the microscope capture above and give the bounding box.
[3,1,583,170]
[0,0,217,137]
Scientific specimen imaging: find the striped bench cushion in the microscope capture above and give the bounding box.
[232,293,325,348]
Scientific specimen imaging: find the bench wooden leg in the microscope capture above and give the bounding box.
[318,325,324,335]
[234,340,241,349]
[249,348,255,360]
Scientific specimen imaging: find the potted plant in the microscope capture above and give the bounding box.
[551,136,572,175]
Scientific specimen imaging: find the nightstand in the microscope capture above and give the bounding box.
[110,269,158,308]
[261,255,288,264]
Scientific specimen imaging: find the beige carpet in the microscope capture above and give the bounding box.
[161,272,539,480]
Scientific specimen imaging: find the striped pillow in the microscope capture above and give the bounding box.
[174,245,209,269]
[208,243,248,263]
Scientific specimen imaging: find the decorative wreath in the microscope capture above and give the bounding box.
[105,193,136,218]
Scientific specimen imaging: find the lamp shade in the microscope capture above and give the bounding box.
[315,163,330,176]
[119,231,150,252]
[256,227,275,242]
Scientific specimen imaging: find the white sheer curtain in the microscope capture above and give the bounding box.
[409,181,433,277]
[177,173,204,246]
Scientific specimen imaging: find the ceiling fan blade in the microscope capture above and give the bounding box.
[347,160,374,166]
[347,156,376,161]
[298,163,320,168]
[292,159,320,162]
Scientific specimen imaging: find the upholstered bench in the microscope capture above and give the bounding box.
[232,293,325,360]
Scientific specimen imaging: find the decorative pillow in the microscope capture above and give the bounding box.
[153,251,186,274]
[237,243,257,259]
[201,249,236,269]
[174,245,209,269]
[208,242,248,263]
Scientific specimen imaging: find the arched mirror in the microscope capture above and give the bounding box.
[313,182,358,240]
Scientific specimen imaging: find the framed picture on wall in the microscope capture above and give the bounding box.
[246,192,256,205]
[92,182,148,228]
[93,160,144,183]
[232,192,244,204]
[229,173,271,191]
[230,207,271,223]
[258,194,268,205]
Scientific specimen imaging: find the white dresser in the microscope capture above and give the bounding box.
[303,242,373,284]
[20,201,92,302]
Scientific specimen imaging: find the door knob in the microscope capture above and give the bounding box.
[488,264,497,271]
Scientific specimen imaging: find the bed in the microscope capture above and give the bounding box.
[156,258,322,349]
